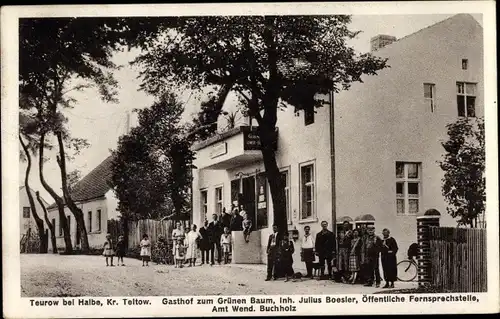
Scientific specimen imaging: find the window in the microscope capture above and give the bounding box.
[304,107,315,126]
[396,162,421,215]
[423,83,436,112]
[215,187,223,215]
[88,211,92,233]
[462,59,468,70]
[59,218,63,236]
[200,190,208,218]
[22,207,30,218]
[96,209,102,231]
[280,169,291,223]
[457,82,477,117]
[300,162,315,220]
[67,215,71,232]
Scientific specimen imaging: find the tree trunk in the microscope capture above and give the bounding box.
[56,131,90,253]
[39,132,73,253]
[19,135,47,253]
[36,191,58,253]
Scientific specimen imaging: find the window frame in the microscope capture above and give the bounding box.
[423,83,436,113]
[59,217,63,236]
[299,160,317,222]
[200,189,208,219]
[456,81,477,118]
[22,206,31,218]
[304,107,315,126]
[96,209,102,232]
[396,162,422,216]
[461,59,468,70]
[280,167,292,224]
[214,185,224,216]
[88,210,93,233]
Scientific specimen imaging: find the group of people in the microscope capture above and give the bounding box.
[266,221,399,289]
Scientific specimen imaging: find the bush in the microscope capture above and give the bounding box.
[152,236,172,265]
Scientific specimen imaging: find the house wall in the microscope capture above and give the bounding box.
[48,197,111,252]
[19,187,48,239]
[192,100,333,265]
[334,14,483,260]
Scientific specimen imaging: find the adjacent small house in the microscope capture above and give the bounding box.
[47,155,119,252]
[19,185,49,240]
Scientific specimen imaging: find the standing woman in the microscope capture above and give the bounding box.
[381,228,398,288]
[300,225,315,279]
[185,224,202,267]
[140,234,151,267]
[172,222,184,262]
[337,230,351,283]
[348,229,362,284]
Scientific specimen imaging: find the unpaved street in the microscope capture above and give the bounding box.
[21,254,416,297]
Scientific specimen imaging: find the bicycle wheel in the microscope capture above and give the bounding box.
[397,260,417,282]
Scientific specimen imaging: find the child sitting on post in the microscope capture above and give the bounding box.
[242,215,253,243]
[220,227,232,264]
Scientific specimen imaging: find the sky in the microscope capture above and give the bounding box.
[19,14,483,203]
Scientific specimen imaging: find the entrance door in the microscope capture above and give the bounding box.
[242,176,256,230]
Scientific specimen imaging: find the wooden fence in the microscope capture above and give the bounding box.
[127,219,191,248]
[429,226,487,292]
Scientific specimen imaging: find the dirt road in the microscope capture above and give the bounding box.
[21,254,416,297]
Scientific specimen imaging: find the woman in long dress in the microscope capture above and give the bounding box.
[349,229,362,284]
[381,228,398,288]
[171,222,184,260]
[185,224,202,267]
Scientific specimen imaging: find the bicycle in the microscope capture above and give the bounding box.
[397,256,418,282]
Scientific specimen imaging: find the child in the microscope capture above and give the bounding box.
[279,232,295,282]
[174,238,186,268]
[220,227,232,264]
[242,215,252,243]
[103,234,115,267]
[115,235,126,266]
[140,234,151,267]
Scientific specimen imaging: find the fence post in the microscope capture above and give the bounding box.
[416,209,441,288]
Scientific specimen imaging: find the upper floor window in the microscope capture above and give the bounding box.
[423,83,436,112]
[396,162,421,215]
[22,207,30,218]
[215,186,223,215]
[300,161,316,220]
[462,59,468,70]
[304,107,315,126]
[457,82,477,117]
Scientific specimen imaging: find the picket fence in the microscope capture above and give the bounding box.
[127,219,191,248]
[429,226,487,292]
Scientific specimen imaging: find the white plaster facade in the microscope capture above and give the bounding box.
[19,186,49,239]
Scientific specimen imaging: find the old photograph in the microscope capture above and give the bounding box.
[2,2,498,318]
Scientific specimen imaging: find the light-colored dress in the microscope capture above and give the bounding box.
[174,242,186,260]
[185,230,201,259]
[221,233,232,253]
[103,239,115,256]
[140,239,151,257]
[172,229,184,256]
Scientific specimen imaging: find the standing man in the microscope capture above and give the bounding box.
[358,223,368,283]
[208,214,224,265]
[198,220,210,265]
[361,225,382,287]
[300,225,315,279]
[265,225,280,281]
[221,207,232,229]
[230,207,244,231]
[315,221,336,280]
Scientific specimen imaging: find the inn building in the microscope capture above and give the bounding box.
[190,14,483,263]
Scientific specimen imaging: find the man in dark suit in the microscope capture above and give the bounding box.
[315,220,336,280]
[208,213,224,265]
[229,208,243,231]
[221,207,232,229]
[265,225,280,281]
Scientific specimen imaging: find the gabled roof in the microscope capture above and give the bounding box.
[47,155,115,209]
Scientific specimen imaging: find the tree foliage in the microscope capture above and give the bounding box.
[111,92,195,221]
[133,16,388,233]
[439,117,485,227]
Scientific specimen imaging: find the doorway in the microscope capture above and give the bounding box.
[241,176,256,230]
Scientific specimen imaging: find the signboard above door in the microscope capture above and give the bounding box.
[210,142,227,159]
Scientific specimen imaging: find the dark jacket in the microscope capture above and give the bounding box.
[315,230,336,257]
[361,234,382,264]
[381,236,398,256]
[221,213,232,229]
[266,232,280,254]
[198,226,211,250]
[208,221,224,244]
[230,214,244,231]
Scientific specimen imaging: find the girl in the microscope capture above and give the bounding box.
[242,215,252,243]
[349,229,362,284]
[174,238,186,268]
[115,235,126,266]
[185,224,202,267]
[103,234,115,267]
[140,234,151,267]
[220,227,232,264]
[337,231,351,283]
[279,232,295,282]
[381,228,398,288]
[172,222,184,261]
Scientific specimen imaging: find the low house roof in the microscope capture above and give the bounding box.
[47,155,114,209]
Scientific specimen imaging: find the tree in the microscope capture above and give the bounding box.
[19,114,47,253]
[66,169,82,194]
[133,16,388,234]
[36,191,58,253]
[439,117,485,228]
[111,92,195,221]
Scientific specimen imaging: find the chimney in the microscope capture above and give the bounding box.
[370,34,397,52]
